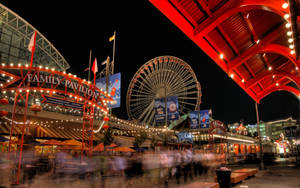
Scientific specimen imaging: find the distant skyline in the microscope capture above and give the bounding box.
[1,0,299,124]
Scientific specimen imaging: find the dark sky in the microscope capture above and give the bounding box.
[2,0,300,124]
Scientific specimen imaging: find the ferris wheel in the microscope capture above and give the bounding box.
[126,56,201,126]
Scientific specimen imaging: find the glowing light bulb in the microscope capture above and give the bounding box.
[284,14,290,19]
[220,54,224,59]
[282,2,288,9]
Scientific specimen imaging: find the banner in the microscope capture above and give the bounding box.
[189,111,199,129]
[200,110,210,128]
[167,96,179,121]
[96,72,121,108]
[154,98,166,123]
[42,95,83,109]
[177,132,193,143]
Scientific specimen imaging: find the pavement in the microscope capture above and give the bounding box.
[8,157,300,188]
[236,157,300,188]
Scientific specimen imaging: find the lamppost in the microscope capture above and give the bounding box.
[255,102,264,170]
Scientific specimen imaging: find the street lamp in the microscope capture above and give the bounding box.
[255,102,264,170]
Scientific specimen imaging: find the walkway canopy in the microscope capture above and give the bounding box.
[149,0,300,102]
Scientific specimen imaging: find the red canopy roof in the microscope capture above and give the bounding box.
[149,0,300,102]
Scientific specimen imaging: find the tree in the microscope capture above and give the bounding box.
[101,127,114,146]
[162,132,173,147]
[150,135,158,150]
[133,130,147,148]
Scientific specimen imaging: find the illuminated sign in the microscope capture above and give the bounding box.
[177,132,193,143]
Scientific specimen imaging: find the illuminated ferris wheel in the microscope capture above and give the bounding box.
[126,56,201,126]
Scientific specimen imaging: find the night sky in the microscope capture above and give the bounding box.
[1,0,300,124]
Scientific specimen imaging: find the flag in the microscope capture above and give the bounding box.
[109,34,115,42]
[83,67,89,72]
[92,58,98,74]
[101,60,107,65]
[28,31,37,52]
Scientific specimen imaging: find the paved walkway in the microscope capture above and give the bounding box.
[236,158,300,188]
[10,157,300,188]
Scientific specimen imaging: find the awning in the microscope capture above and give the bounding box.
[0,121,31,136]
[36,126,102,141]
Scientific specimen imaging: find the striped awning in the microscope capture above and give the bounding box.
[36,126,101,141]
[0,122,31,136]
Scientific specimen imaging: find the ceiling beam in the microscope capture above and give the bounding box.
[257,85,300,102]
[245,70,300,89]
[228,43,300,72]
[193,0,286,37]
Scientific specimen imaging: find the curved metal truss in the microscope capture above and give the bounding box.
[149,0,300,103]
[0,3,70,71]
[126,56,201,126]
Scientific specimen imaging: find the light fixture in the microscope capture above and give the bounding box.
[230,74,234,78]
[289,44,294,49]
[256,40,260,44]
[220,53,224,59]
[290,50,295,55]
[241,79,245,83]
[268,66,272,71]
[284,14,290,19]
[288,38,293,43]
[272,75,275,79]
[282,2,288,9]
[276,83,279,86]
[287,31,292,36]
[285,23,291,28]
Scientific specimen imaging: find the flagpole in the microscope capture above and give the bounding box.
[88,49,92,82]
[112,31,116,75]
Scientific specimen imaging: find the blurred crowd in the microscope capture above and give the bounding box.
[0,149,226,187]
